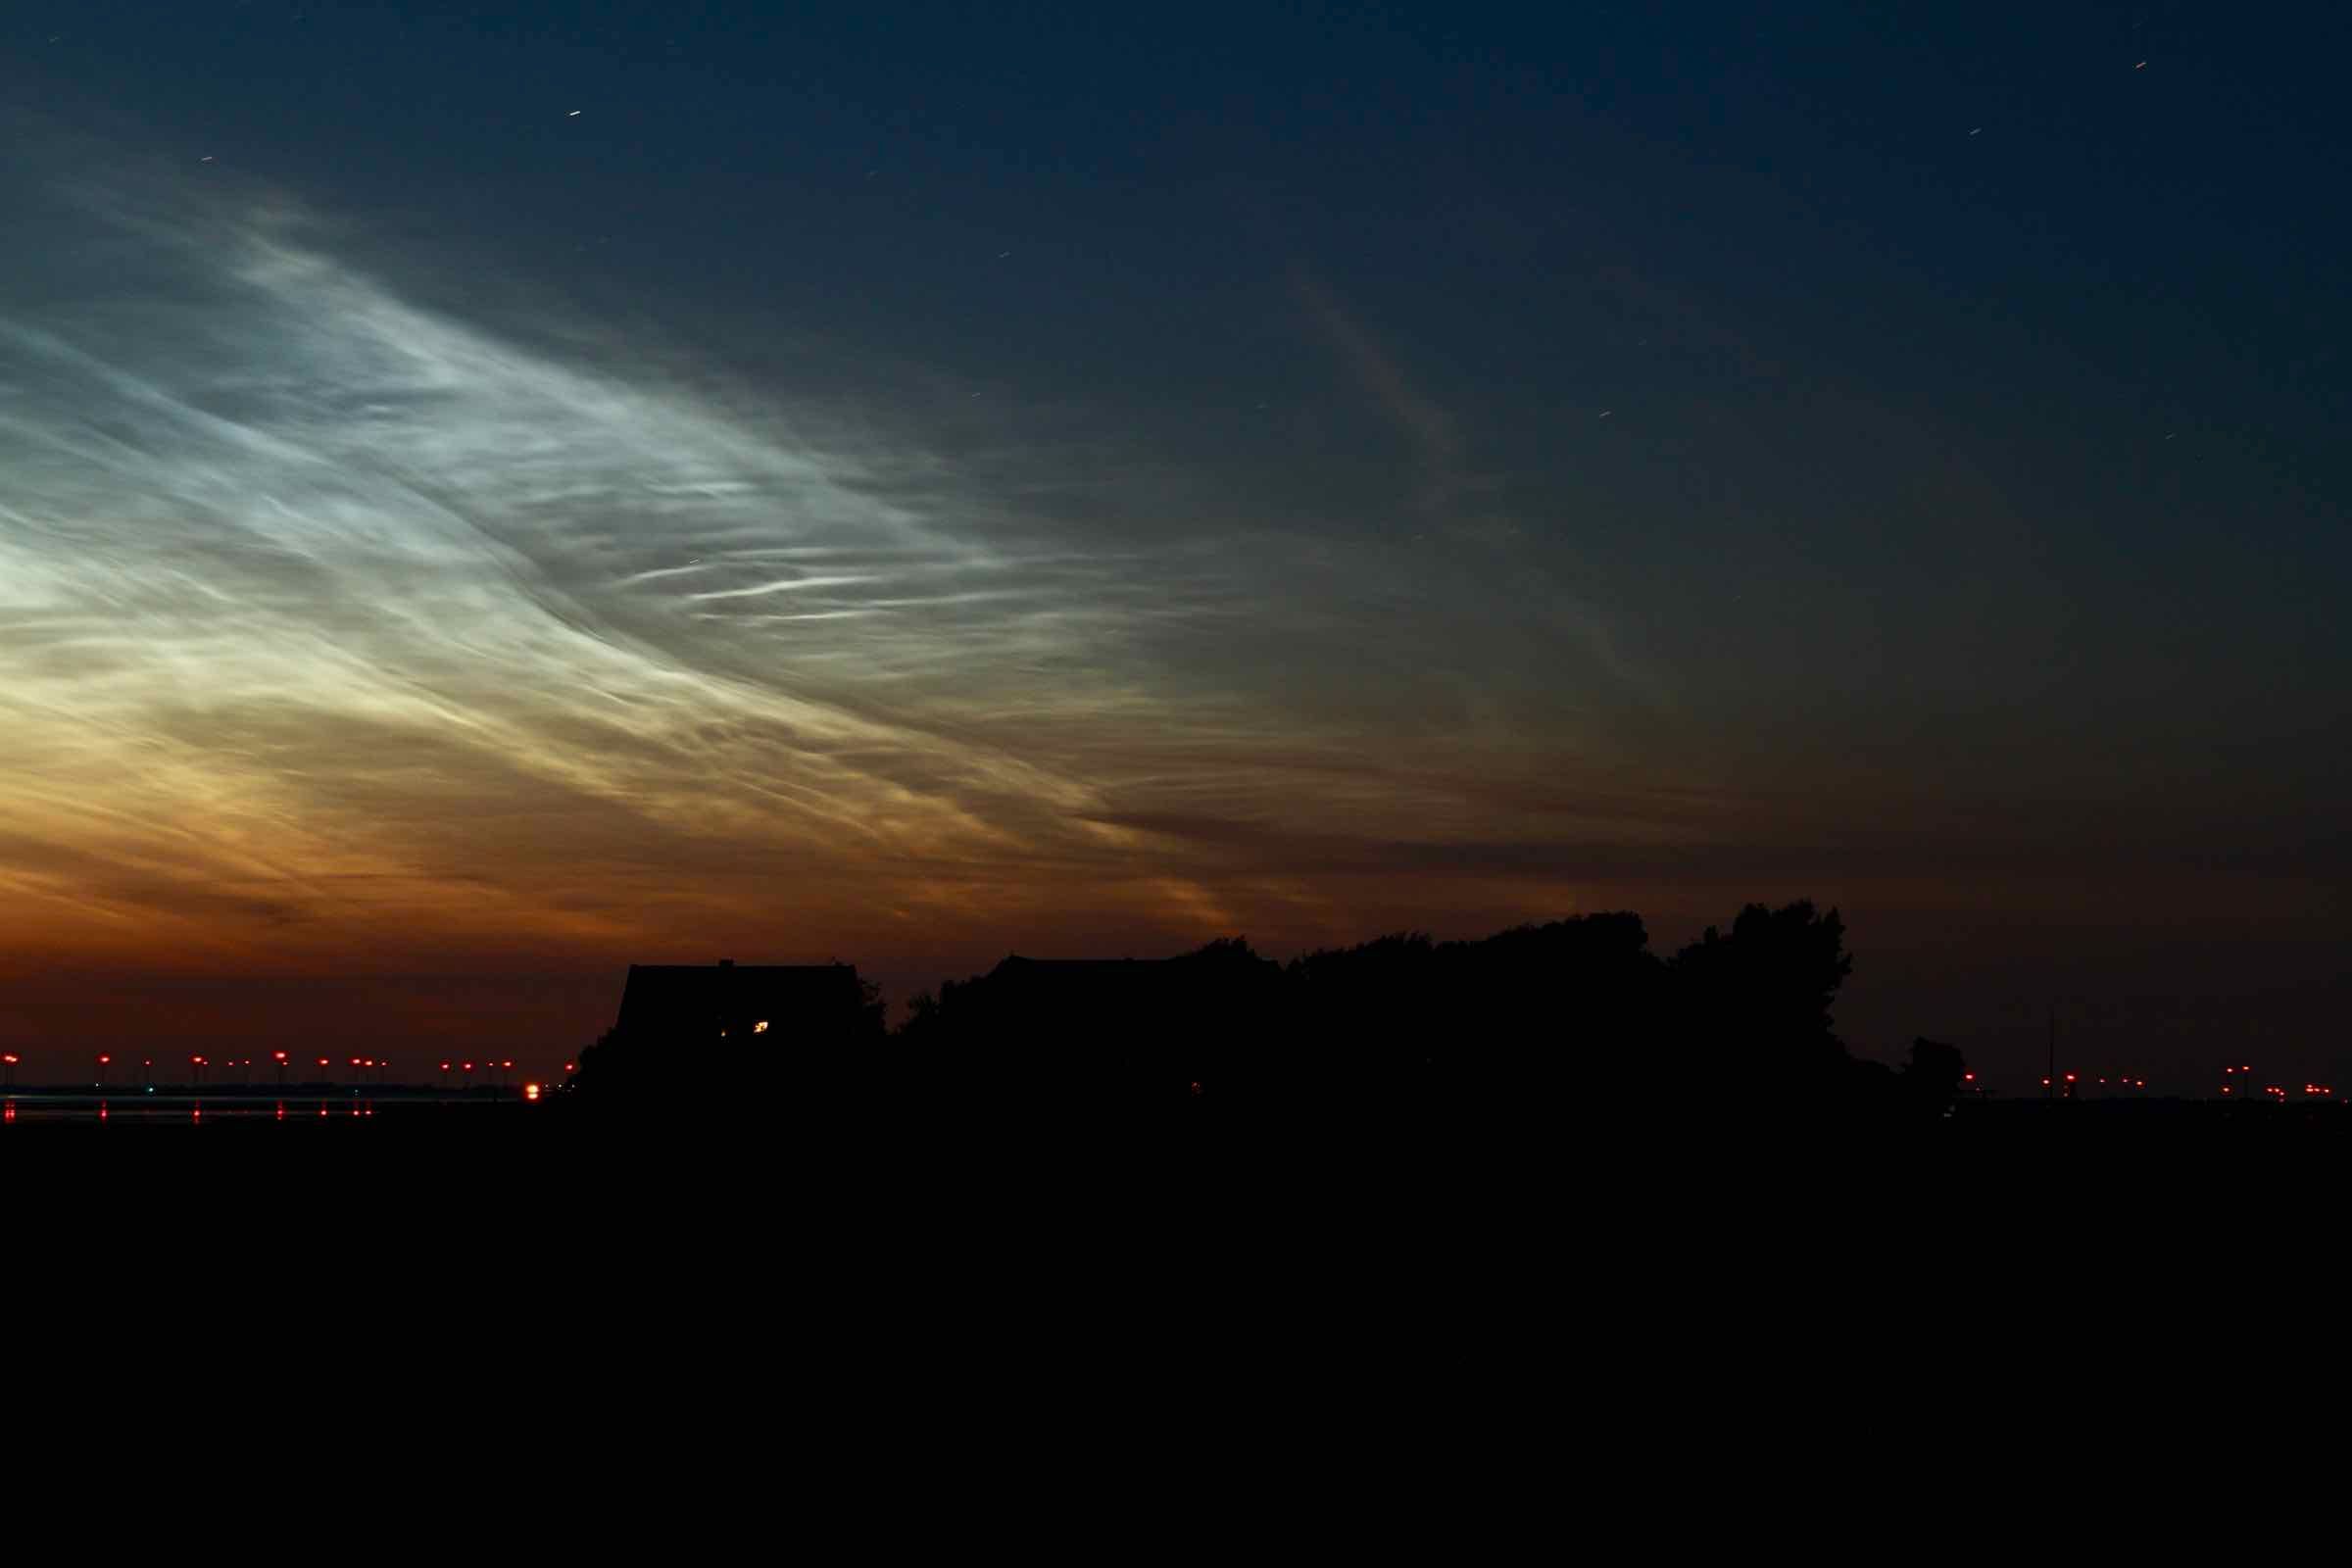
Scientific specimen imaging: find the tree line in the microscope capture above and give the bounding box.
[571,901,1968,1123]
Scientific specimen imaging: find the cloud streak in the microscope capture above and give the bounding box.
[2,163,1166,947]
[1290,264,1470,523]
[0,146,1711,976]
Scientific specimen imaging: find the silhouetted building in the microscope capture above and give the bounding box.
[904,947,1284,1113]
[961,956,1187,1107]
[576,957,882,1101]
[614,958,869,1048]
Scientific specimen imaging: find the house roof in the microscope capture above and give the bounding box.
[614,962,864,1033]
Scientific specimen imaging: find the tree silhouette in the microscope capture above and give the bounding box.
[564,900,1951,1129]
[1664,901,1855,1105]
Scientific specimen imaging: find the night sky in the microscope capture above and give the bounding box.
[3,3,2346,1090]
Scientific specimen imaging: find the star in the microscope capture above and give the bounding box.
[2134,61,2148,70]
[1969,127,1983,136]
[567,109,583,117]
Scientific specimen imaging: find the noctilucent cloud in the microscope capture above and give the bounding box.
[3,5,2347,1081]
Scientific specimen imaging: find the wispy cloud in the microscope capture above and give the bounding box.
[1290,264,1470,523]
[0,147,1714,970]
[0,162,1198,950]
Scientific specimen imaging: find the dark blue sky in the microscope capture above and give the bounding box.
[2,3,2346,1086]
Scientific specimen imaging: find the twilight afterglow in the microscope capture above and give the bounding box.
[2,5,2345,1085]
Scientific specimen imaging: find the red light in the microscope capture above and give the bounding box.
[1963,1072,1975,1082]
[2065,1073,2077,1082]
[564,1062,575,1073]
[98,1055,110,1064]
[274,1052,287,1062]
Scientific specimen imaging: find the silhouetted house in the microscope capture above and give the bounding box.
[584,958,880,1097]
[615,959,870,1046]
[927,951,1283,1111]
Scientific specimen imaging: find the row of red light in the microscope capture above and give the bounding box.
[14,1053,576,1083]
[2218,1065,2338,1100]
[44,1054,578,1074]
[86,1053,382,1071]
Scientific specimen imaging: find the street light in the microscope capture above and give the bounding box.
[273,1051,288,1090]
[96,1054,111,1089]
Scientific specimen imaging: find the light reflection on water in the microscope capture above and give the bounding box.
[0,1094,533,1124]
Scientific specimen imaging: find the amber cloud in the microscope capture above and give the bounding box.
[0,159,1673,970]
